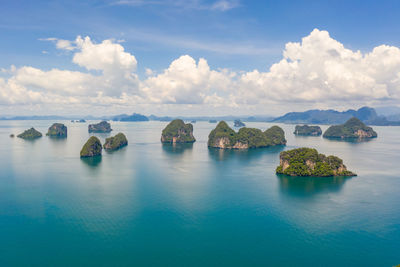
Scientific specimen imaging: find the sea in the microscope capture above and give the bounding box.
[0,120,399,266]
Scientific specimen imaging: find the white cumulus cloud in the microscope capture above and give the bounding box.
[3,29,400,115]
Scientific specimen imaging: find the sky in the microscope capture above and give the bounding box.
[1,0,400,116]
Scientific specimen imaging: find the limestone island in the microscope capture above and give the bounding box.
[104,133,128,151]
[208,121,286,149]
[80,136,102,157]
[234,119,245,127]
[17,128,42,140]
[294,125,322,136]
[323,117,377,139]
[88,121,112,133]
[161,119,196,144]
[276,147,356,177]
[47,123,67,137]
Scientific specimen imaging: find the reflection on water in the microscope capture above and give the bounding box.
[277,174,351,197]
[80,156,102,167]
[89,132,111,138]
[48,136,67,141]
[162,143,194,155]
[104,145,128,154]
[208,145,285,162]
[323,136,375,144]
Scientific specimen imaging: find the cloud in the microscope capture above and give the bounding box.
[109,0,240,11]
[141,55,235,104]
[3,29,400,115]
[39,37,77,51]
[1,36,140,108]
[211,0,239,11]
[235,29,400,107]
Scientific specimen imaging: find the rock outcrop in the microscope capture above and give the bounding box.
[103,133,128,151]
[161,119,196,143]
[323,117,377,139]
[17,128,42,140]
[88,121,112,133]
[208,121,286,149]
[276,147,356,177]
[80,136,102,157]
[234,119,245,127]
[46,123,67,137]
[294,125,322,136]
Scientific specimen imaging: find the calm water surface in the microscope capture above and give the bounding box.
[0,121,399,266]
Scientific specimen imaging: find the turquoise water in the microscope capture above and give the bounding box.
[1,120,399,266]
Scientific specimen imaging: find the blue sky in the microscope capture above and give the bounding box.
[1,0,400,116]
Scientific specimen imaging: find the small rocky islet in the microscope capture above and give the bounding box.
[276,147,356,177]
[80,136,102,157]
[234,119,246,127]
[88,121,112,133]
[11,120,360,177]
[161,119,196,144]
[294,125,322,136]
[104,133,128,151]
[323,117,377,139]
[208,121,286,149]
[17,127,43,140]
[47,123,67,137]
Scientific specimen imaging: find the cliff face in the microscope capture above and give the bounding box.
[323,117,377,139]
[161,119,196,143]
[208,121,286,149]
[103,133,128,151]
[17,128,42,139]
[47,123,67,137]
[294,125,322,136]
[88,121,112,133]
[80,136,102,157]
[276,147,356,177]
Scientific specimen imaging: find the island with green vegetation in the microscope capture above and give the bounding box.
[88,121,112,133]
[294,125,322,136]
[234,119,245,127]
[17,128,42,140]
[103,133,128,151]
[323,117,377,139]
[80,136,102,157]
[46,123,67,137]
[161,119,196,143]
[276,147,356,177]
[208,121,286,149]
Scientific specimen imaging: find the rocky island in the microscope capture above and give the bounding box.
[80,136,102,157]
[294,125,322,136]
[88,121,112,133]
[208,121,286,149]
[323,117,377,139]
[161,119,196,143]
[104,133,128,151]
[234,119,245,127]
[46,123,67,137]
[17,128,42,140]
[276,147,356,177]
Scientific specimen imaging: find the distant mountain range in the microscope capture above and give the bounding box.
[1,106,399,125]
[271,106,400,126]
[112,113,149,122]
[0,114,273,122]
